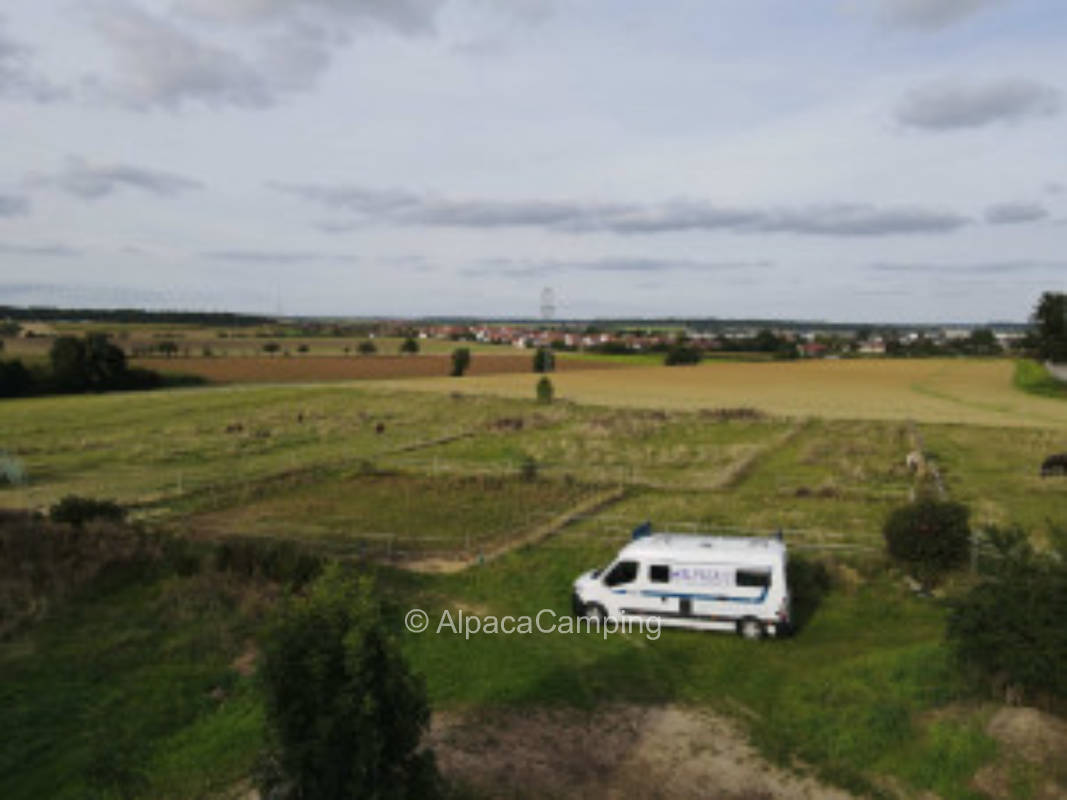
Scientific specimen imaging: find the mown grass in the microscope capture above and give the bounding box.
[392,540,993,799]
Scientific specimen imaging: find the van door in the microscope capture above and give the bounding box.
[640,562,681,620]
[601,560,639,617]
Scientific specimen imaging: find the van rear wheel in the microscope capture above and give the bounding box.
[738,617,764,640]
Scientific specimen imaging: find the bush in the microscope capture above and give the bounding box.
[400,337,420,355]
[536,376,554,404]
[258,565,440,800]
[947,528,1067,701]
[664,344,702,366]
[450,347,471,377]
[883,499,970,590]
[358,339,377,355]
[49,495,127,527]
[532,347,555,373]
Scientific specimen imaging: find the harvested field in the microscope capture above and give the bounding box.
[132,354,619,383]
[370,358,1067,428]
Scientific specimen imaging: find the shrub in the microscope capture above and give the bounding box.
[532,347,555,373]
[450,347,471,377]
[664,344,702,366]
[258,565,440,800]
[536,376,554,404]
[947,528,1067,701]
[49,495,127,527]
[358,340,377,355]
[262,342,281,355]
[400,337,420,355]
[883,499,970,590]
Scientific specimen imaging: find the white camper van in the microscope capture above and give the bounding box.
[571,531,790,638]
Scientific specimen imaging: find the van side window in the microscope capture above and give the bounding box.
[649,564,669,583]
[604,561,638,587]
[736,569,771,588]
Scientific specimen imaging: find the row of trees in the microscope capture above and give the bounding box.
[0,334,163,398]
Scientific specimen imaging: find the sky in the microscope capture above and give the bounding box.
[0,0,1064,322]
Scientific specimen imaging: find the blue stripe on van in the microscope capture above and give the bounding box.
[639,588,769,604]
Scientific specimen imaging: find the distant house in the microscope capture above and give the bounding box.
[858,338,886,355]
[801,342,827,358]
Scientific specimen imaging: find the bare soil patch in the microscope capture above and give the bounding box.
[133,354,619,384]
[427,705,857,800]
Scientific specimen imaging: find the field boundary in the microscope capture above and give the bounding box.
[404,485,628,573]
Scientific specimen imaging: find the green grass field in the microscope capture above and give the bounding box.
[2,357,1066,799]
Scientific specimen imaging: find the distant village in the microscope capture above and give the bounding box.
[396,321,1026,358]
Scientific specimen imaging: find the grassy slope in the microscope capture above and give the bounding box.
[0,567,266,800]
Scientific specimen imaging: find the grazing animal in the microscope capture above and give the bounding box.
[296,412,304,423]
[225,422,244,434]
[905,450,924,472]
[375,422,386,435]
[1040,453,1067,477]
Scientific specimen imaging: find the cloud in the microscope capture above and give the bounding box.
[461,257,773,279]
[984,203,1048,225]
[871,260,1066,274]
[896,78,1061,130]
[42,157,204,200]
[0,193,29,216]
[876,0,1003,30]
[275,182,970,237]
[0,242,81,256]
[87,1,452,110]
[203,249,358,264]
[0,16,67,102]
[90,4,274,109]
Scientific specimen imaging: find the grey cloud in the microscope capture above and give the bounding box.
[0,242,81,256]
[46,157,204,200]
[89,1,448,111]
[871,260,1066,274]
[461,257,774,279]
[0,193,30,216]
[91,4,274,109]
[984,203,1048,225]
[896,78,1061,130]
[203,249,358,264]
[877,0,1002,30]
[0,17,67,103]
[173,0,445,36]
[276,182,970,237]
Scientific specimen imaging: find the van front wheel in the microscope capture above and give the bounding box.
[586,604,608,623]
[738,617,764,640]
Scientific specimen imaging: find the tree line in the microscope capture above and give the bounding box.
[0,334,171,398]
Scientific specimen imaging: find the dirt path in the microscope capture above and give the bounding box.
[427,704,857,800]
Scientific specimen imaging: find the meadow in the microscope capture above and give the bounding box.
[2,355,1066,799]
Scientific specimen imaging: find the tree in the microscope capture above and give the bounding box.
[157,341,179,358]
[947,527,1067,701]
[450,347,471,377]
[532,347,555,373]
[536,376,554,404]
[664,344,702,366]
[258,565,440,800]
[262,342,281,355]
[358,340,377,355]
[1030,292,1067,362]
[400,337,419,355]
[883,499,970,591]
[50,334,128,393]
